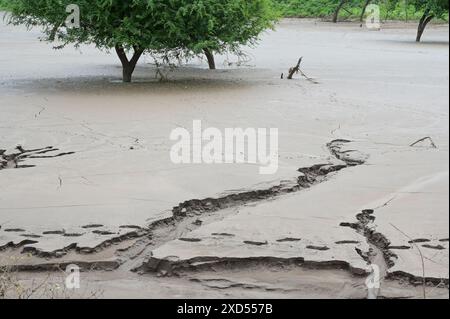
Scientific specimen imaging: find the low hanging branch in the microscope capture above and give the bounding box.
[282,57,319,84]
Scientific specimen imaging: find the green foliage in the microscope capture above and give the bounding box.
[274,0,342,17]
[6,0,277,52]
[410,0,449,18]
[151,0,279,55]
[274,0,448,21]
[0,0,11,10]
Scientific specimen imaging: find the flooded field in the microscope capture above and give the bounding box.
[0,15,448,298]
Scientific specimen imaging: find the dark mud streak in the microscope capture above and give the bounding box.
[82,224,104,229]
[3,229,25,233]
[244,241,268,246]
[388,246,412,250]
[179,238,202,243]
[306,245,330,251]
[277,238,302,243]
[43,230,66,235]
[0,145,74,171]
[92,230,117,236]
[120,225,144,230]
[422,244,446,251]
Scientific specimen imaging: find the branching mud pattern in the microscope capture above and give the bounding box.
[1,140,362,269]
[1,140,448,297]
[140,140,371,275]
[0,146,74,171]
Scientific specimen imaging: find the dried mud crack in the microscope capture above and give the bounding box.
[340,209,396,269]
[144,257,369,279]
[135,139,369,275]
[340,208,449,287]
[1,140,368,277]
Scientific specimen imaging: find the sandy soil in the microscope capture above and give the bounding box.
[0,16,448,299]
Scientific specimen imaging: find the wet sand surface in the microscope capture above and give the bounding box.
[0,16,448,298]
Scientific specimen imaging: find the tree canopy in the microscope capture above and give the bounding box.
[6,0,278,82]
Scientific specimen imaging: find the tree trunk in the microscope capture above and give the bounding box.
[122,65,133,83]
[115,45,144,83]
[332,0,347,23]
[416,10,434,42]
[359,0,371,22]
[204,49,216,70]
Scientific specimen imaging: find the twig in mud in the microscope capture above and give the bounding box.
[330,124,341,136]
[374,197,396,210]
[390,223,427,299]
[285,57,319,84]
[410,137,437,149]
[35,107,46,119]
[287,57,302,80]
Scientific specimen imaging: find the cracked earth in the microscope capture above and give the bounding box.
[0,17,449,299]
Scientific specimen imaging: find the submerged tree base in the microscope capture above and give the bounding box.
[115,46,144,83]
[204,49,216,70]
[416,10,435,42]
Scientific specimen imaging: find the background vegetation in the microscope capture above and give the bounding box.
[275,0,448,21]
[1,0,448,22]
[0,0,10,10]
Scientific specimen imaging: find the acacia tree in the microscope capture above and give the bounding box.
[145,0,278,70]
[412,0,449,42]
[6,0,278,81]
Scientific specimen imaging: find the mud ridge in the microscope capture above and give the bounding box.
[0,230,146,261]
[133,140,368,273]
[2,140,366,273]
[386,271,449,287]
[340,209,397,268]
[142,256,368,278]
[339,208,449,287]
[171,140,363,224]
